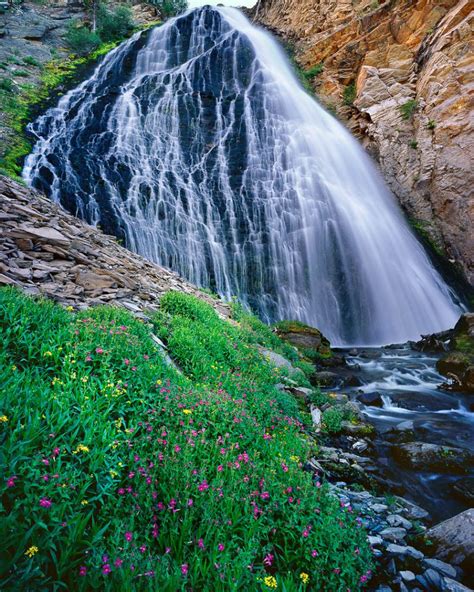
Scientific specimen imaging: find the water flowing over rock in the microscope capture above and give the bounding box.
[24,6,461,345]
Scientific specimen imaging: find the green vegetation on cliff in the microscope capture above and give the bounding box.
[0,287,372,590]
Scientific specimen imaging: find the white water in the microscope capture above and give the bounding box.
[23,7,461,345]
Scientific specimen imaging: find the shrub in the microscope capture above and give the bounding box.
[343,81,356,106]
[22,56,42,68]
[150,0,188,17]
[65,21,101,55]
[0,78,14,92]
[409,139,418,149]
[304,63,323,80]
[399,99,418,120]
[0,288,372,590]
[97,4,135,43]
[322,407,344,433]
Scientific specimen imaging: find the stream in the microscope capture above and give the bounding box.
[330,345,473,522]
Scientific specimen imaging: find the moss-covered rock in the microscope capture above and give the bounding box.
[437,313,474,393]
[274,319,332,358]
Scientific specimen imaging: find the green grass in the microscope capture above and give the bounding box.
[343,82,356,106]
[304,64,323,80]
[0,287,372,590]
[399,99,418,120]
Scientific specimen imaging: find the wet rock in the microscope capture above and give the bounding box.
[395,497,429,520]
[311,370,339,387]
[386,543,424,561]
[380,527,407,542]
[424,509,474,569]
[393,442,474,474]
[387,515,413,530]
[443,577,474,592]
[420,568,444,590]
[400,570,416,583]
[423,558,457,579]
[451,477,474,504]
[392,391,457,412]
[258,348,305,380]
[370,503,388,513]
[357,392,384,407]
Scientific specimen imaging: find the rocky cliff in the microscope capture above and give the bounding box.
[255,0,474,285]
[0,174,229,318]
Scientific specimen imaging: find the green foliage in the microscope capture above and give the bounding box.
[0,287,372,590]
[13,69,29,77]
[22,56,42,68]
[409,140,418,149]
[96,4,135,43]
[343,82,356,106]
[150,0,188,17]
[66,21,102,55]
[427,119,436,130]
[322,407,344,434]
[304,63,323,80]
[399,99,418,120]
[308,388,331,408]
[0,78,14,92]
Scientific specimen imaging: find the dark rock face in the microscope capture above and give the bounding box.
[393,442,474,474]
[424,509,474,571]
[436,313,474,393]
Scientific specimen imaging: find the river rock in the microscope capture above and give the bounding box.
[274,321,331,356]
[443,577,474,592]
[400,570,416,582]
[423,558,457,579]
[420,568,444,590]
[311,370,339,387]
[451,477,474,504]
[357,392,384,407]
[380,527,407,542]
[386,543,424,560]
[393,442,474,474]
[387,514,412,530]
[424,509,474,569]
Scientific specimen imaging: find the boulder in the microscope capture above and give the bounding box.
[357,392,384,407]
[310,370,339,387]
[258,347,305,381]
[393,442,474,474]
[451,477,474,504]
[425,509,474,569]
[274,321,331,356]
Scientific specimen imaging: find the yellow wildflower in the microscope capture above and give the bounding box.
[264,576,277,589]
[182,409,192,415]
[11,365,17,372]
[73,444,90,454]
[81,500,88,506]
[25,546,39,558]
[109,470,118,478]
[0,415,8,423]
[66,306,74,312]
[43,351,53,357]
[290,455,300,463]
[81,376,88,383]
[300,573,310,584]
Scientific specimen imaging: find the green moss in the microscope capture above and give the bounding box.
[409,218,446,258]
[304,63,323,80]
[343,82,356,106]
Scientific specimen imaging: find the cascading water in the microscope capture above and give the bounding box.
[23,6,461,345]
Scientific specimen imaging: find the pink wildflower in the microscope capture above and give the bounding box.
[6,476,16,488]
[181,564,188,576]
[39,498,52,509]
[125,531,133,542]
[79,566,87,576]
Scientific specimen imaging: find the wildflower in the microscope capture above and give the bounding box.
[6,476,17,488]
[300,573,310,584]
[263,553,274,566]
[182,409,192,415]
[114,558,123,568]
[102,564,111,575]
[11,365,17,372]
[73,444,90,454]
[25,546,39,558]
[198,480,209,492]
[125,531,133,542]
[96,348,104,354]
[81,500,88,506]
[217,465,223,472]
[81,376,88,383]
[0,415,8,423]
[187,498,194,507]
[39,498,52,509]
[311,549,318,558]
[264,575,277,588]
[66,306,74,312]
[79,566,87,576]
[218,543,225,552]
[139,545,147,553]
[43,351,53,357]
[198,538,205,549]
[181,563,188,576]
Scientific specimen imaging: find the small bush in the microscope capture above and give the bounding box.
[22,56,42,68]
[97,4,135,43]
[400,99,418,120]
[427,119,436,130]
[322,407,344,433]
[409,140,418,149]
[14,70,29,77]
[343,81,356,106]
[150,0,188,17]
[304,63,323,80]
[65,21,101,55]
[0,78,14,92]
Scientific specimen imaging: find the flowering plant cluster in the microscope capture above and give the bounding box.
[0,287,372,590]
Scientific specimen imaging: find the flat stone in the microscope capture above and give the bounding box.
[369,503,388,513]
[443,577,474,592]
[422,568,444,590]
[12,225,70,245]
[400,570,416,582]
[386,544,424,560]
[423,558,457,579]
[380,527,407,541]
[368,535,383,546]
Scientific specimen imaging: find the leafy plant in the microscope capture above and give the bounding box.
[409,139,418,149]
[343,82,356,106]
[65,21,102,55]
[399,99,418,120]
[96,4,135,43]
[149,0,188,17]
[304,63,323,80]
[322,407,344,433]
[22,56,42,68]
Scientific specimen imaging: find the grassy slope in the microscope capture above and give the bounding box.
[0,287,372,590]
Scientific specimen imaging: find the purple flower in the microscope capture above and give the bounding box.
[181,564,188,576]
[125,531,133,542]
[218,543,225,552]
[39,498,52,509]
[79,566,87,576]
[6,476,16,488]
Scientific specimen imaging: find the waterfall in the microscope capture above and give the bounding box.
[23,6,461,345]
